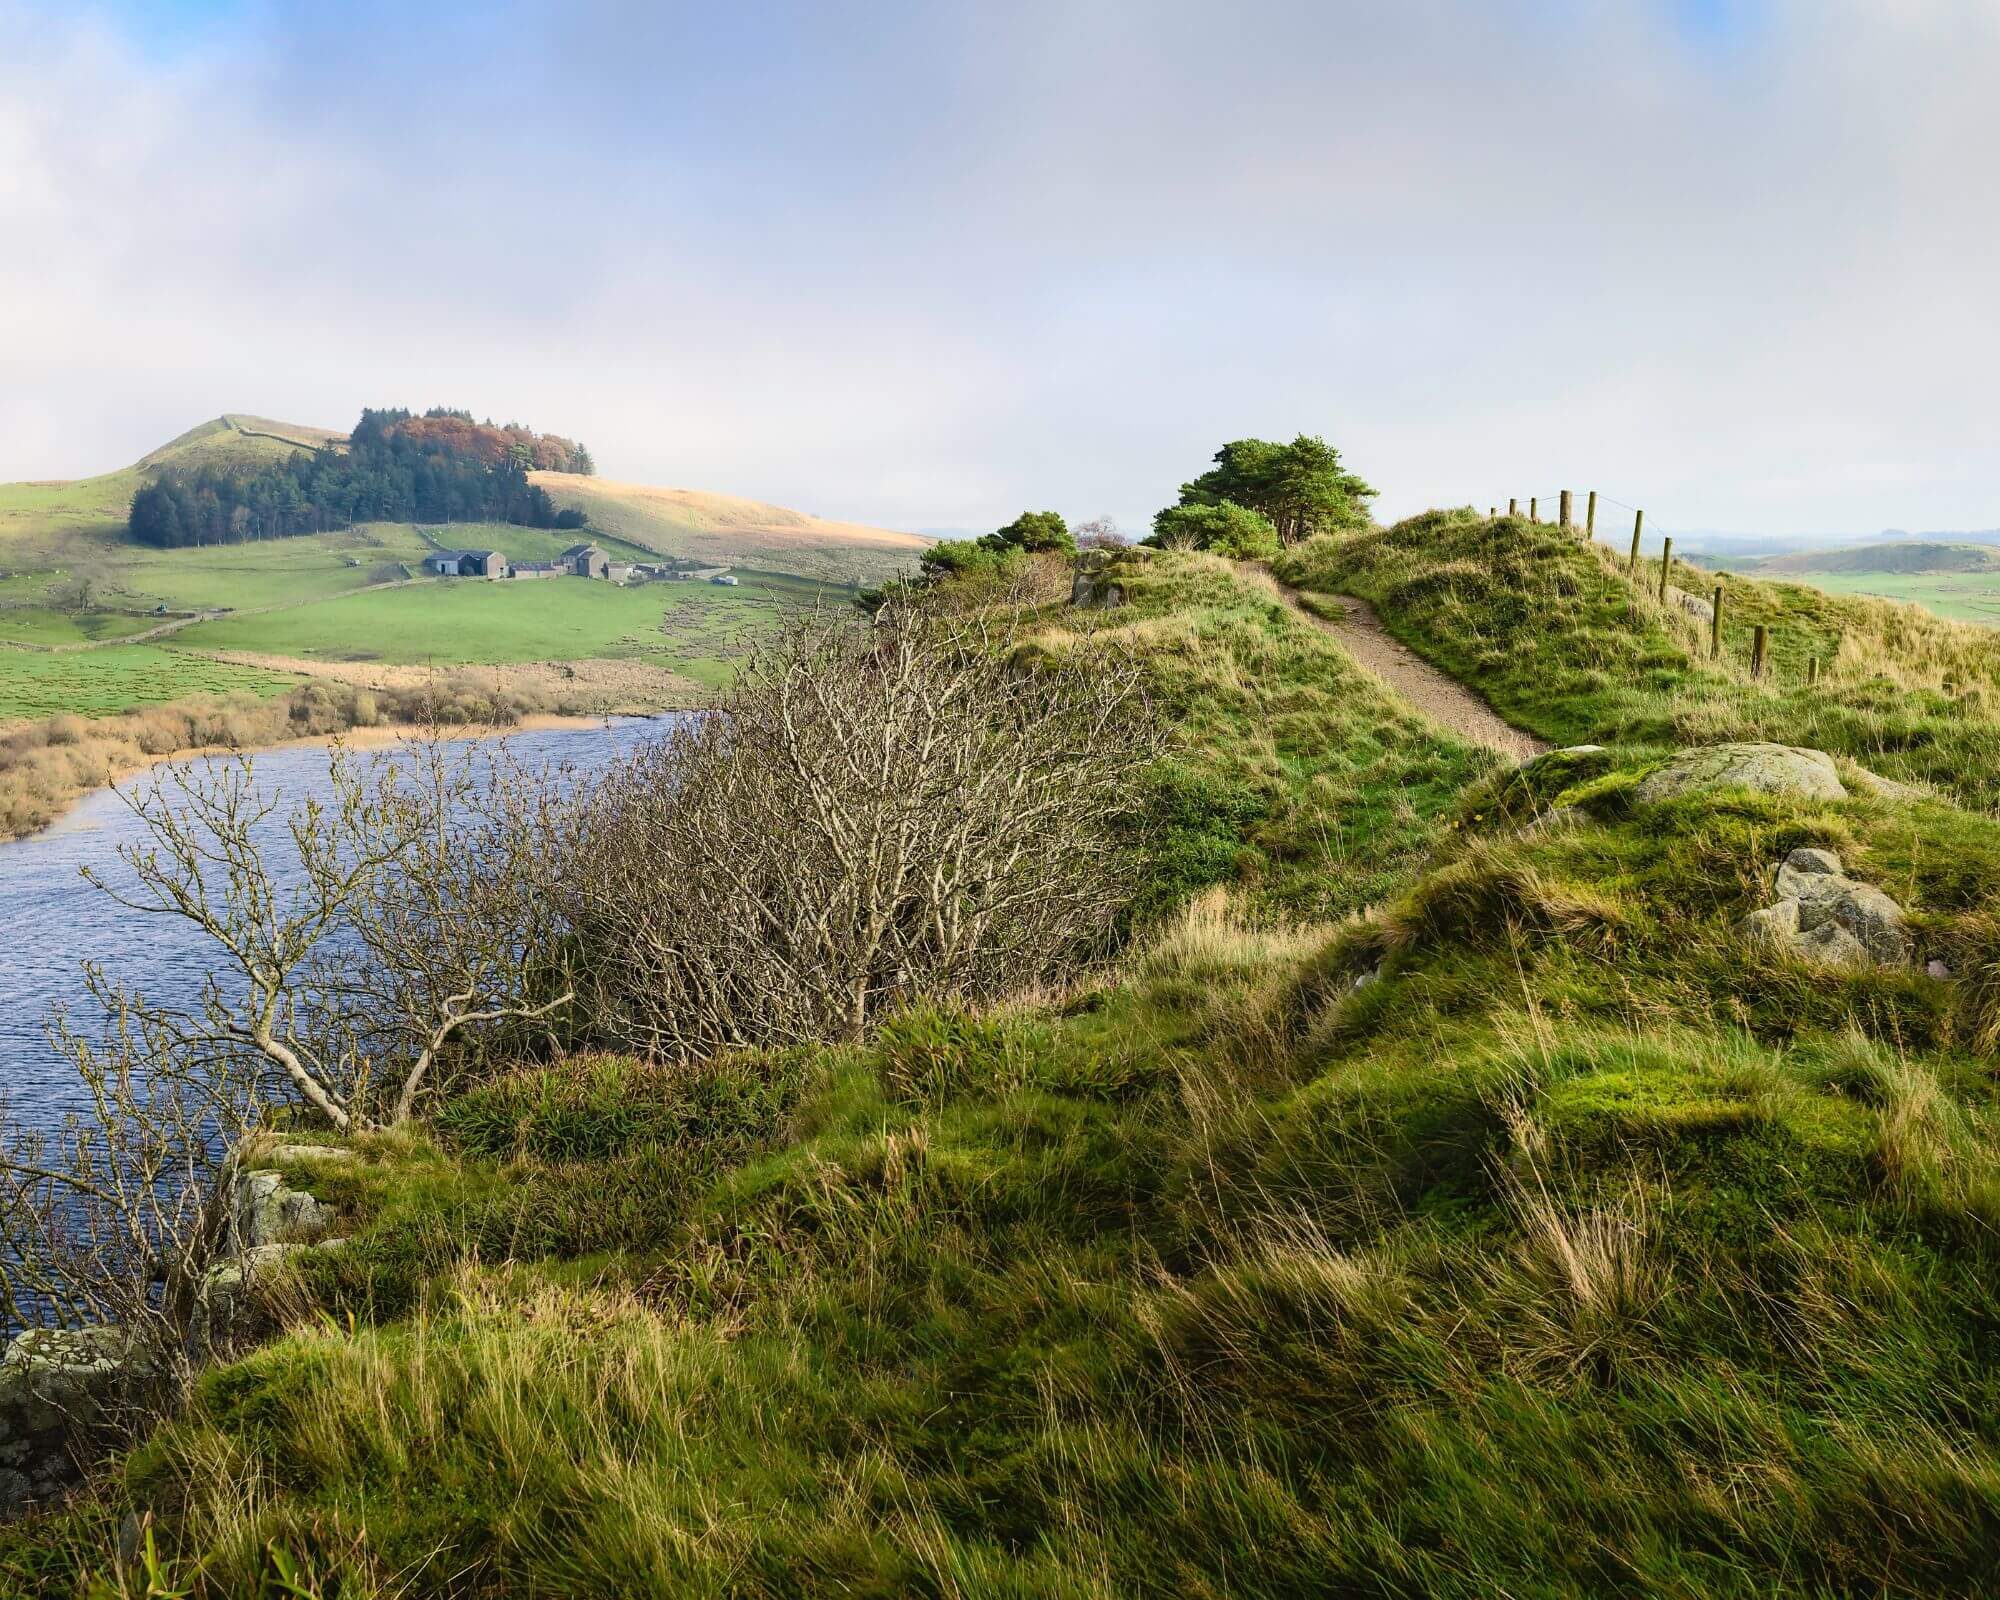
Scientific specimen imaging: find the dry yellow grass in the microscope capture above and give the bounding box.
[533,472,932,583]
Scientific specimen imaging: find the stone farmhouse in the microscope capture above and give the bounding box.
[425,541,634,584]
[423,549,509,578]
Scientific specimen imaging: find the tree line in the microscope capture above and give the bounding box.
[127,408,594,549]
[908,433,1376,585]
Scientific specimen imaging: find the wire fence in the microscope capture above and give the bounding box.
[1483,487,1814,686]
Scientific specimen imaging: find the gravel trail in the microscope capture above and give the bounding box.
[1244,564,1552,763]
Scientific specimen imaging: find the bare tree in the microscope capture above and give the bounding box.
[0,990,263,1347]
[1073,515,1126,550]
[76,731,572,1133]
[564,596,1154,1058]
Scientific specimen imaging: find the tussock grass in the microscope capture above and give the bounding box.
[1277,509,2000,806]
[0,672,600,841]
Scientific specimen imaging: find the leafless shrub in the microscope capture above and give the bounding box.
[0,994,264,1358]
[563,596,1154,1057]
[72,731,572,1132]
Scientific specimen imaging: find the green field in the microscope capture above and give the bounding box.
[0,645,294,722]
[1772,567,2000,625]
[174,570,823,685]
[0,414,878,725]
[0,523,670,650]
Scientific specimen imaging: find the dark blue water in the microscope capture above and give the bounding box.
[0,717,673,1132]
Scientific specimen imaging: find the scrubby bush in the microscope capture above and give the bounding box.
[1147,499,1280,558]
[562,597,1155,1056]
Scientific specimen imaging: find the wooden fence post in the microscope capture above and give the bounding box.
[1586,490,1597,539]
[1627,510,1644,576]
[1508,497,1518,517]
[1710,586,1723,659]
[1489,506,1497,519]
[1658,536,1673,602]
[1751,625,1768,680]
[1530,496,1538,523]
[1559,489,1573,530]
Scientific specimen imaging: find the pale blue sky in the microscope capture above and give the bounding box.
[3,0,1996,539]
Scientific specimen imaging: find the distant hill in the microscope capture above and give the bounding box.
[532,473,931,584]
[1733,541,2000,577]
[0,415,341,555]
[1,416,928,583]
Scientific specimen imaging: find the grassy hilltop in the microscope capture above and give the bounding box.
[8,520,2000,1595]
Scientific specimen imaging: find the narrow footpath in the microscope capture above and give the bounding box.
[1242,564,1552,763]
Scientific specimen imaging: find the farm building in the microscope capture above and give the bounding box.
[426,550,510,579]
[561,543,611,580]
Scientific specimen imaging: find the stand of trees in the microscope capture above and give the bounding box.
[1150,434,1374,551]
[128,408,594,549]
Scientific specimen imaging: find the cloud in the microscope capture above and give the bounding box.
[3,0,1999,537]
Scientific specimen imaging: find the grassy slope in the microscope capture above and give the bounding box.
[1746,541,2000,576]
[1277,510,2000,807]
[1775,569,2000,627]
[9,550,2000,1596]
[534,472,932,585]
[0,648,296,723]
[0,417,334,559]
[172,570,825,687]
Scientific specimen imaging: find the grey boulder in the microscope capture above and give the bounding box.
[0,1327,154,1515]
[1740,846,1913,969]
[1637,743,1848,805]
[233,1170,331,1251]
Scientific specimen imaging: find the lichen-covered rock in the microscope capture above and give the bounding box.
[1669,586,1715,623]
[1069,547,1149,608]
[1775,846,1845,883]
[232,1170,331,1251]
[1844,765,1929,804]
[1740,847,1913,969]
[0,1327,153,1515]
[1740,898,1801,946]
[1637,743,1848,805]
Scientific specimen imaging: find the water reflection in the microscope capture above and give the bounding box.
[0,717,672,1134]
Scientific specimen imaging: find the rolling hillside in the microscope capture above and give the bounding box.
[1,415,929,585]
[0,416,343,558]
[532,472,931,582]
[9,536,2000,1594]
[1741,540,2000,576]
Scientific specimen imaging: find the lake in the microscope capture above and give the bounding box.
[0,717,675,1136]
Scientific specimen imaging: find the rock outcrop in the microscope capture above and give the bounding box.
[232,1169,332,1251]
[1666,586,1715,623]
[1637,743,1848,805]
[1739,847,1914,969]
[1070,548,1149,608]
[0,1329,154,1516]
[0,1154,349,1516]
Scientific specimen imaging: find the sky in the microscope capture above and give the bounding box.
[3,0,1999,539]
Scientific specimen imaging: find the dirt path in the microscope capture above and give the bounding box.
[1244,565,1551,762]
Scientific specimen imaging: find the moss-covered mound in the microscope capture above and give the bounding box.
[1276,509,2000,807]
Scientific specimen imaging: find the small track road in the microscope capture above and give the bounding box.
[1243,564,1552,763]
